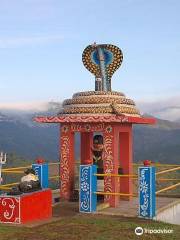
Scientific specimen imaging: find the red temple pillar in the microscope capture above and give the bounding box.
[80,132,93,165]
[119,126,133,200]
[103,124,120,207]
[60,124,75,200]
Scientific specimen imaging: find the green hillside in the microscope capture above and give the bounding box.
[134,125,180,164]
[0,211,179,240]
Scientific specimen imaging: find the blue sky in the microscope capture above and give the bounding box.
[0,0,180,108]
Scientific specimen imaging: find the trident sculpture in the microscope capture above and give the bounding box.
[0,152,7,184]
[82,43,123,91]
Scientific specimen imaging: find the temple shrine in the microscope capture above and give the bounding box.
[35,43,155,207]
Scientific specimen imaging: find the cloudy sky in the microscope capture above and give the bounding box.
[0,0,180,117]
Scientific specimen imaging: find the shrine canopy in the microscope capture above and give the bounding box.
[34,43,156,125]
[34,114,155,125]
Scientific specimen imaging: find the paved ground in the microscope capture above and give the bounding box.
[23,196,180,227]
[1,211,179,240]
[98,197,180,217]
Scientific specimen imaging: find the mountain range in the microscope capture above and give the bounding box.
[0,102,179,165]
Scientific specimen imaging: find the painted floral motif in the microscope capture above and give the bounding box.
[71,124,81,131]
[103,131,114,201]
[80,192,90,211]
[81,167,89,181]
[105,125,112,133]
[103,135,114,172]
[60,135,70,199]
[80,166,90,211]
[70,123,104,132]
[139,168,149,217]
[0,197,20,223]
[140,180,148,194]
[81,181,90,192]
[61,125,69,133]
[84,124,91,131]
[2,198,15,220]
[34,115,136,124]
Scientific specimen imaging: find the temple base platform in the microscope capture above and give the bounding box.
[0,189,52,224]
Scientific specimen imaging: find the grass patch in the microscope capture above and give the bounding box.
[0,215,179,240]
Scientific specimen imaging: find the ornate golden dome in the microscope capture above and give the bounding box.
[59,91,140,117]
[59,43,140,117]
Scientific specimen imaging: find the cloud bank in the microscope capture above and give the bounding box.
[0,95,180,122]
[0,101,49,112]
[137,95,180,121]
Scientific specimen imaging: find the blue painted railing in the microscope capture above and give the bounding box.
[79,165,97,213]
[139,166,156,219]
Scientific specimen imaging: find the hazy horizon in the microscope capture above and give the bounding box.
[0,95,180,122]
